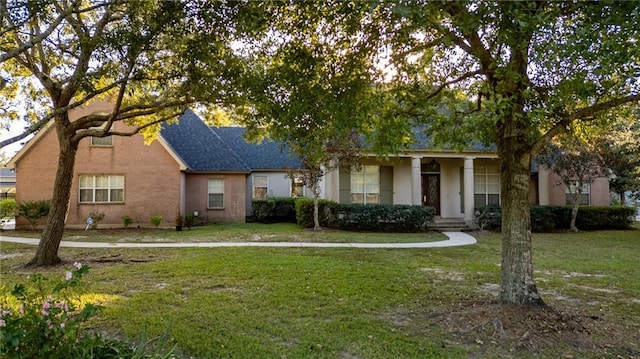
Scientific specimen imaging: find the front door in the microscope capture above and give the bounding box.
[422,174,440,215]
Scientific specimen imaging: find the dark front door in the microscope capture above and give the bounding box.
[422,174,440,215]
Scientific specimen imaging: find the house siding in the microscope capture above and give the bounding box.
[538,166,610,206]
[245,172,295,216]
[184,173,246,223]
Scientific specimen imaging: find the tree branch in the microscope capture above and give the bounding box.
[531,93,640,156]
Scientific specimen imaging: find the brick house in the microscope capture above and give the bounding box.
[7,102,306,229]
[7,101,612,229]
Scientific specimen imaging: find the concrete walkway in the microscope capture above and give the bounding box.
[0,232,476,249]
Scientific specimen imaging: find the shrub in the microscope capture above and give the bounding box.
[184,213,196,229]
[295,198,339,228]
[529,206,560,232]
[122,215,134,229]
[337,204,434,232]
[150,215,163,228]
[88,212,105,229]
[0,264,175,358]
[474,205,501,230]
[252,197,297,223]
[478,205,635,232]
[295,199,434,232]
[15,200,50,230]
[573,206,634,230]
[0,198,16,217]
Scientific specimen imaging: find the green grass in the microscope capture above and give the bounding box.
[1,224,639,358]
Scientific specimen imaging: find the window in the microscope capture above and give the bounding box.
[79,175,124,203]
[90,135,112,146]
[474,166,500,207]
[565,181,590,205]
[208,179,224,208]
[253,176,268,199]
[292,177,305,197]
[351,165,379,204]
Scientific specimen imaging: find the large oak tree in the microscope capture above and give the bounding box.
[239,1,640,305]
[1,0,248,266]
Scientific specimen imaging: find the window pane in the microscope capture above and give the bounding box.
[351,165,379,204]
[474,175,486,193]
[488,194,500,205]
[80,189,93,202]
[95,189,109,202]
[208,179,224,193]
[95,176,108,188]
[91,136,112,146]
[110,175,124,188]
[366,193,379,204]
[253,187,267,199]
[111,189,124,202]
[79,175,93,188]
[209,193,223,208]
[474,194,487,208]
[254,176,267,187]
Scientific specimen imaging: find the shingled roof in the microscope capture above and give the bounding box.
[160,110,303,172]
[160,110,250,172]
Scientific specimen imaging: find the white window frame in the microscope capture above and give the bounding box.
[252,175,268,199]
[292,177,305,197]
[474,166,500,207]
[565,181,590,205]
[79,175,124,203]
[351,165,380,205]
[208,179,225,209]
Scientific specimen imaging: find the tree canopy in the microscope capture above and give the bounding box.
[237,1,640,304]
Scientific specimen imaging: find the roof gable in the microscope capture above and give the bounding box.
[160,110,250,172]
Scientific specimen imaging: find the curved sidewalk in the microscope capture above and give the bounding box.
[0,232,476,249]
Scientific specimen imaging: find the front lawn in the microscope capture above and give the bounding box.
[1,225,639,358]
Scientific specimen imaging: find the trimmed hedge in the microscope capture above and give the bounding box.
[252,197,297,223]
[295,198,339,228]
[475,205,635,232]
[295,198,435,232]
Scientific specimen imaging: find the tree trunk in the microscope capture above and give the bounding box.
[568,188,581,232]
[312,181,321,231]
[28,116,78,266]
[496,103,544,305]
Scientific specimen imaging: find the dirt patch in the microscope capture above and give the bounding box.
[386,300,640,358]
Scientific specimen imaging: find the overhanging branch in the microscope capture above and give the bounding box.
[531,93,640,156]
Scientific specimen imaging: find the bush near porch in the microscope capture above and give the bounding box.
[476,205,635,232]
[294,198,435,232]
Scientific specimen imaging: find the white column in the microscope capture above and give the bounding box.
[464,157,475,226]
[411,156,422,205]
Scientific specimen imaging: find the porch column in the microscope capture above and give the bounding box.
[411,156,422,205]
[464,157,475,227]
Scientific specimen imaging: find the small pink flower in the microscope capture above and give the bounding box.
[42,301,51,310]
[0,319,6,327]
[73,261,82,270]
[19,305,24,315]
[41,309,49,316]
[65,271,73,281]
